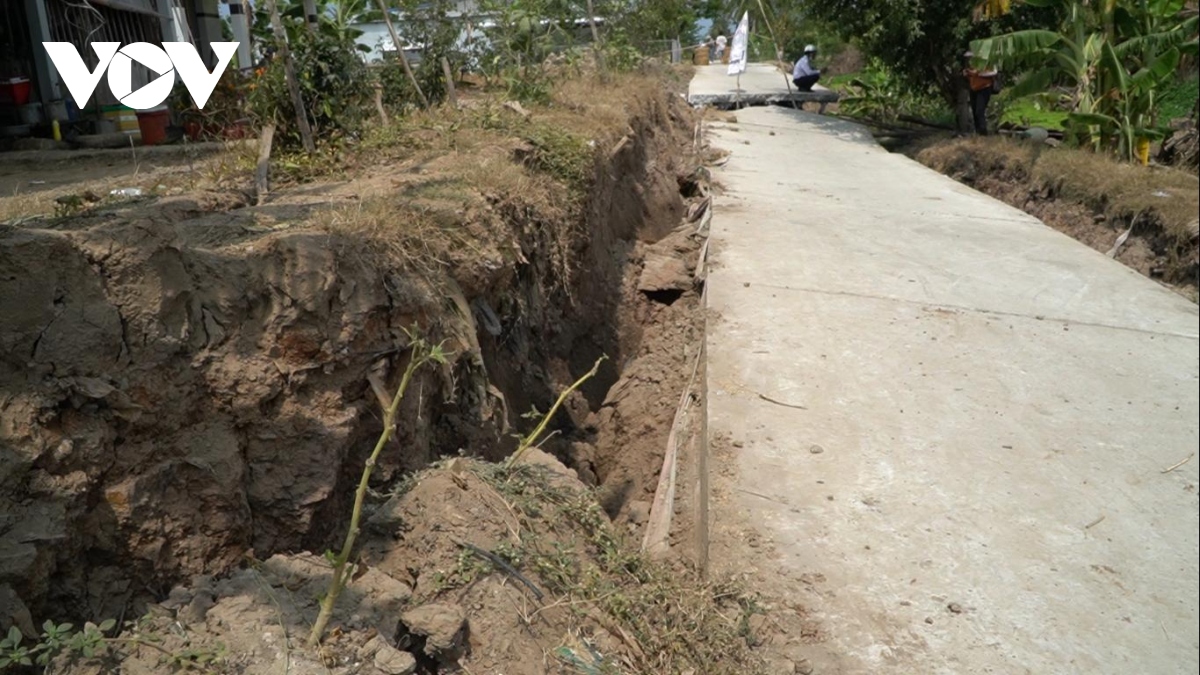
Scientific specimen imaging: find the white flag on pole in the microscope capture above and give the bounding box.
[727,11,749,75]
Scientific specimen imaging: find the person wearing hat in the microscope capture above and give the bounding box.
[963,50,999,135]
[714,35,728,61]
[792,45,821,92]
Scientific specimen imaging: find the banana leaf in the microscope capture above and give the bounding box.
[971,29,1063,65]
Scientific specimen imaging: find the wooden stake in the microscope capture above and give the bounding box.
[265,0,315,153]
[440,57,458,108]
[376,0,429,108]
[254,122,276,205]
[373,81,389,125]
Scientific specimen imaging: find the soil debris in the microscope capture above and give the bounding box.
[52,457,762,675]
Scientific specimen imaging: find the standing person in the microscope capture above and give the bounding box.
[714,35,728,62]
[963,50,999,135]
[792,45,821,92]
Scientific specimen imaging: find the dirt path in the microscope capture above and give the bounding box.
[702,107,1199,674]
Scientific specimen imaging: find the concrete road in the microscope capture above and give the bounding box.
[704,107,1199,674]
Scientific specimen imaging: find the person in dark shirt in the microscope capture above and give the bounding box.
[963,50,999,135]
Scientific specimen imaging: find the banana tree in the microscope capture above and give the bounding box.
[975,0,1015,20]
[1071,38,1184,160]
[972,0,1198,159]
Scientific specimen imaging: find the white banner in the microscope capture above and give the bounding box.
[727,12,748,75]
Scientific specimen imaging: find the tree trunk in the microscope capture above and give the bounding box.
[954,77,972,135]
[302,0,319,33]
[585,0,606,75]
[266,0,316,153]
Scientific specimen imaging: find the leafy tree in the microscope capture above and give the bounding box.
[800,0,982,105]
[618,0,698,48]
[249,2,374,145]
[791,0,1052,103]
[251,0,373,52]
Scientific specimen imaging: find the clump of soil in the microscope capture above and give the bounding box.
[52,454,763,675]
[915,136,1199,294]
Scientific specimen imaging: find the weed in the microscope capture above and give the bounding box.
[522,124,593,195]
[1,620,226,673]
[307,329,449,647]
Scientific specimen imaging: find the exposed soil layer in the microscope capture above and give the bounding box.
[48,452,762,675]
[0,71,712,657]
[914,136,1199,296]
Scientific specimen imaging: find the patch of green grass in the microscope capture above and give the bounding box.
[522,124,593,195]
[1000,95,1069,129]
[1158,73,1198,122]
[825,71,861,90]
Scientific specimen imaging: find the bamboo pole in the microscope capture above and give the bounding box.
[375,0,429,108]
[265,0,315,153]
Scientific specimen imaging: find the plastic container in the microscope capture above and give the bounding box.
[0,78,32,106]
[102,104,139,133]
[136,106,170,145]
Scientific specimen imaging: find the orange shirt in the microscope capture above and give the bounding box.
[965,68,994,92]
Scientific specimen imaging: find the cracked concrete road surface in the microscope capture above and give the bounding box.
[703,107,1199,674]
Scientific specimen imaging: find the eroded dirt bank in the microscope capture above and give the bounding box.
[914,136,1199,298]
[0,73,722,672]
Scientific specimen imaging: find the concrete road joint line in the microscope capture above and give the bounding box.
[743,280,1200,340]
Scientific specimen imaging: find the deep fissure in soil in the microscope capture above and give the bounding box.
[0,89,704,631]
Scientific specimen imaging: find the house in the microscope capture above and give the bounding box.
[1,0,248,138]
[350,2,603,68]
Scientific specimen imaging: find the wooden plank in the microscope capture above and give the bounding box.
[642,346,704,558]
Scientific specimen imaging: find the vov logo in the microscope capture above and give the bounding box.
[43,42,239,110]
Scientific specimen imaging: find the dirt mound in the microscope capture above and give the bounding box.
[49,456,761,674]
[915,137,1199,295]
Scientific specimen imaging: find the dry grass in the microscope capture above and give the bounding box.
[918,137,1200,245]
[0,189,59,224]
[1033,151,1199,243]
[0,144,254,225]
[317,69,693,294]
[464,459,766,675]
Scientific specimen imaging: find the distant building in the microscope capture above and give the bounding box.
[350,3,602,67]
